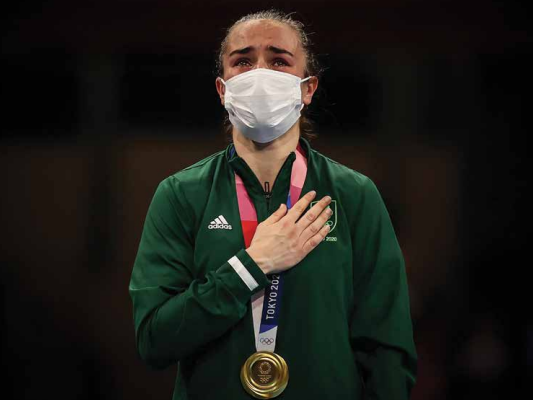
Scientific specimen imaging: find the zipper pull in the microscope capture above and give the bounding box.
[263,181,271,199]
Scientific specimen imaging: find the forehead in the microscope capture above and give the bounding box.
[226,20,302,55]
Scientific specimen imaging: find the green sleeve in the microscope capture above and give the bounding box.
[349,178,417,399]
[129,177,269,370]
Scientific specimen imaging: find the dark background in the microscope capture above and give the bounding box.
[1,0,530,398]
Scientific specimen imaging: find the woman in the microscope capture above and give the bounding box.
[130,10,417,400]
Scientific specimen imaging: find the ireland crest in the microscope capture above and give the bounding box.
[311,199,337,233]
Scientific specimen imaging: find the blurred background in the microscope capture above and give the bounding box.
[1,0,530,398]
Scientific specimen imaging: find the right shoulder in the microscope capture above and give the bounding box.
[152,149,228,225]
[177,149,227,177]
[158,149,227,191]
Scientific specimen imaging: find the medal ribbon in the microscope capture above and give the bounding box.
[234,144,307,352]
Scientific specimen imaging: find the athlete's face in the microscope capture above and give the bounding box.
[215,20,318,107]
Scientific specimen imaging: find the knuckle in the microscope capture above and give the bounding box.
[306,212,315,221]
[287,227,297,239]
[309,224,319,234]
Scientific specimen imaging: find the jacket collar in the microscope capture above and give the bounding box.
[225,136,312,166]
[225,137,313,201]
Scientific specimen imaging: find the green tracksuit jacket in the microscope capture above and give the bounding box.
[129,137,417,399]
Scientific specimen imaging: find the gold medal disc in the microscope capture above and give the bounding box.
[240,352,289,399]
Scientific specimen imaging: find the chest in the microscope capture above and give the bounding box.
[191,186,354,308]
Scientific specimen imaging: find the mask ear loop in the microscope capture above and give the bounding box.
[298,76,313,111]
[219,78,232,115]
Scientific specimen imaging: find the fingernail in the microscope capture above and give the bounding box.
[325,195,331,202]
[326,207,333,215]
[309,190,316,196]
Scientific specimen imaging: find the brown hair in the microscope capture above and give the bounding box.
[216,10,322,141]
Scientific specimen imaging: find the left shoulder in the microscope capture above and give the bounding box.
[309,147,377,194]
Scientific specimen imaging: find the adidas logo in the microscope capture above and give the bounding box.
[208,215,232,230]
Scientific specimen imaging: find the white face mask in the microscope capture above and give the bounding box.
[221,69,311,144]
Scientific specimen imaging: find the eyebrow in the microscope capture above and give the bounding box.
[228,45,294,58]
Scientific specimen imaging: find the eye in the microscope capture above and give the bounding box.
[234,58,252,67]
[272,58,289,67]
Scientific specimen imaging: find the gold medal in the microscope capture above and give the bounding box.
[240,351,289,399]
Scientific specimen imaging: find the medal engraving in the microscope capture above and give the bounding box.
[241,352,289,399]
[253,360,276,384]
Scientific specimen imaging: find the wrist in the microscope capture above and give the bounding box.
[246,247,274,275]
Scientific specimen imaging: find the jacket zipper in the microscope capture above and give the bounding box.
[263,181,271,209]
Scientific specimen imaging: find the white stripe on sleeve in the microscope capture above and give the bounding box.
[227,256,259,291]
[219,215,229,224]
[215,218,222,224]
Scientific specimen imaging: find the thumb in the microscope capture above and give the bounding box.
[263,203,287,226]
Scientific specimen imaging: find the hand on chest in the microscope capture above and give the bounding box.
[195,196,345,278]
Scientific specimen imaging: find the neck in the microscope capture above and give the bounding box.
[232,123,300,190]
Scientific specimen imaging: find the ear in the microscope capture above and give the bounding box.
[215,77,226,105]
[302,76,319,106]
